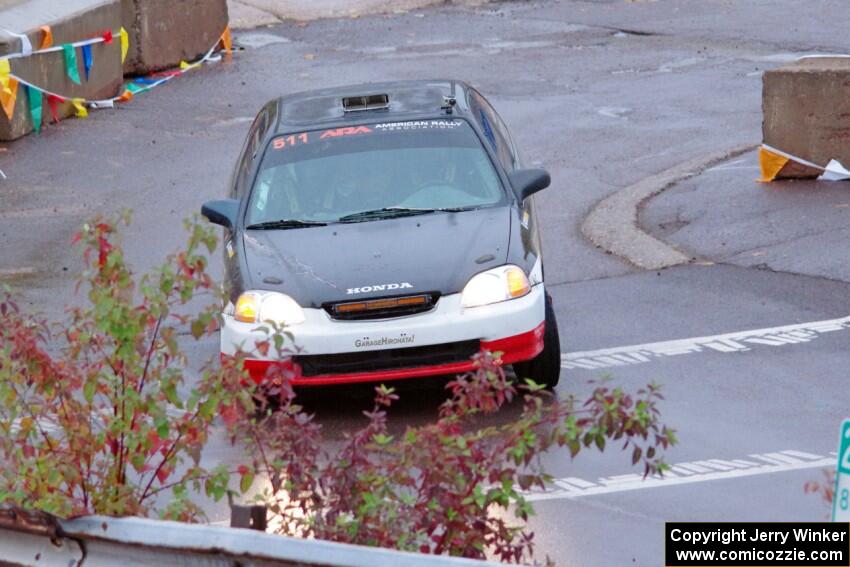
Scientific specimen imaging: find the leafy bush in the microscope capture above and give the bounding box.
[240,349,676,563]
[0,214,252,520]
[0,216,675,565]
[805,469,836,512]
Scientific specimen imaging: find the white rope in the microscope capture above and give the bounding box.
[0,28,32,57]
[6,35,223,106]
[0,31,111,62]
[796,54,850,61]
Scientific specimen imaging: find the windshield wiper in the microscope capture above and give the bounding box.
[395,206,480,212]
[337,207,436,222]
[435,206,481,212]
[246,219,328,230]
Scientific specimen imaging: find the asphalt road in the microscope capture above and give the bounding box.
[3,1,850,565]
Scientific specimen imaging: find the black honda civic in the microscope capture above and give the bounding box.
[202,80,561,388]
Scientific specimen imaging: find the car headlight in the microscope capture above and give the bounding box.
[461,265,531,308]
[234,292,260,323]
[234,291,305,325]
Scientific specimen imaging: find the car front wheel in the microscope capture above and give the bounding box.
[512,293,561,389]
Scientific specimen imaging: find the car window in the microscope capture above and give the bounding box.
[246,119,506,224]
[231,106,276,200]
[468,90,517,172]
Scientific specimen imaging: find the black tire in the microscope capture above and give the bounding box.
[512,293,561,389]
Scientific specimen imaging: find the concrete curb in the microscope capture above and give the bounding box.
[0,513,510,567]
[228,0,489,28]
[581,144,757,270]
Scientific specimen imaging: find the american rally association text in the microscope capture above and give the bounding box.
[670,528,848,547]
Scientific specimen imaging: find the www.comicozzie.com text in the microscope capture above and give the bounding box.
[670,527,847,546]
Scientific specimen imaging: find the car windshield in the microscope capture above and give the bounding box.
[246,119,505,225]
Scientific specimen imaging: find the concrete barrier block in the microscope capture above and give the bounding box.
[0,0,123,141]
[763,57,850,178]
[121,0,229,75]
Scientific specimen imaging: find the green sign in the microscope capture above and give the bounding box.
[832,419,850,521]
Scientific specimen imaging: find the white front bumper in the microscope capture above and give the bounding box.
[221,284,546,360]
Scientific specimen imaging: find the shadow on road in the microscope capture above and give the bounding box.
[291,372,529,439]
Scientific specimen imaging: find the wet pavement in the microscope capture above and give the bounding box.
[3,1,850,564]
[643,149,850,282]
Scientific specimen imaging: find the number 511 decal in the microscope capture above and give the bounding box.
[273,132,309,150]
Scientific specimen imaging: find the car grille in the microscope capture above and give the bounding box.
[324,293,440,321]
[294,340,480,377]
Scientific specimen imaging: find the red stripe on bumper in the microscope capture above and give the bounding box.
[225,322,545,387]
[480,321,545,365]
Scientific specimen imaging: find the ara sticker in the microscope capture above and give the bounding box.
[273,132,309,150]
[319,126,372,139]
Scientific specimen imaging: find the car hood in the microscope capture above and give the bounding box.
[240,207,511,308]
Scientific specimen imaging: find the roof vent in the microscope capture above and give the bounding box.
[342,94,390,112]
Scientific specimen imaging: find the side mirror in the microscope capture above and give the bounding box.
[201,199,239,229]
[508,169,551,202]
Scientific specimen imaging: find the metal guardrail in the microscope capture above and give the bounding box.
[0,509,511,567]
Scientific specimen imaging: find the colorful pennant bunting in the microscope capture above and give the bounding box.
[759,145,825,182]
[758,146,789,183]
[63,44,81,85]
[119,27,129,63]
[758,144,850,182]
[25,86,42,133]
[0,23,232,132]
[821,159,850,181]
[0,59,11,95]
[89,100,113,110]
[46,94,64,124]
[39,26,52,50]
[81,45,93,81]
[125,81,146,95]
[0,77,18,120]
[71,98,87,118]
[1,28,32,56]
[221,26,233,54]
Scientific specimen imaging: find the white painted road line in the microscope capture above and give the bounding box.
[0,205,87,220]
[523,450,832,502]
[561,315,850,370]
[0,267,37,279]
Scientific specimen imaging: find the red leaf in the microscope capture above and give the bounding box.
[220,403,239,428]
[147,430,163,454]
